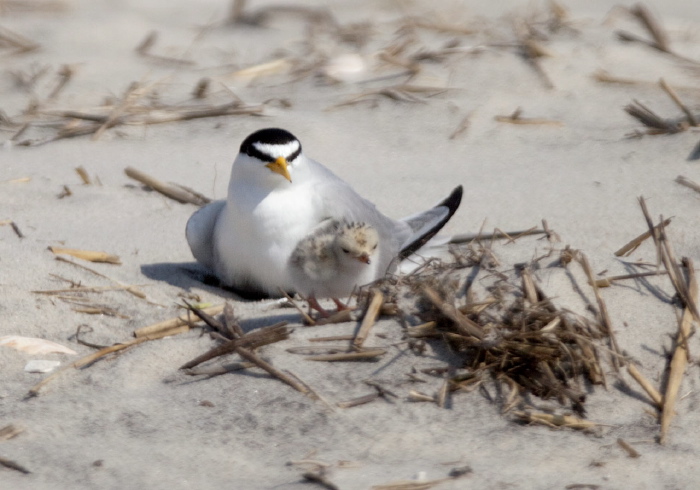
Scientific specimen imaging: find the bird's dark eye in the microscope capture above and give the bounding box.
[342,248,350,254]
[372,244,378,250]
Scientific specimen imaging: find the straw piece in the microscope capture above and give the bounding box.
[614,217,672,256]
[449,112,472,140]
[593,270,667,288]
[55,256,148,301]
[406,322,438,338]
[124,166,211,206]
[638,199,700,322]
[422,287,484,340]
[0,25,40,55]
[33,285,142,295]
[675,175,700,194]
[660,257,697,444]
[353,290,384,348]
[133,304,225,337]
[48,246,121,264]
[624,100,687,134]
[450,228,546,244]
[617,438,641,458]
[0,456,31,474]
[407,390,436,403]
[309,335,355,342]
[27,325,190,397]
[513,411,600,430]
[630,3,669,52]
[179,322,289,370]
[0,220,25,239]
[659,78,697,126]
[337,392,380,409]
[306,349,386,362]
[627,364,663,408]
[494,108,563,126]
[577,254,623,371]
[0,424,24,442]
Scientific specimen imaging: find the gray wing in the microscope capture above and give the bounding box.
[307,158,463,257]
[306,160,411,249]
[185,200,225,270]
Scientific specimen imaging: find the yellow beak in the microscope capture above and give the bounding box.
[265,156,292,182]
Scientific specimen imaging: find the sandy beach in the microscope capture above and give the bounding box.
[3,1,700,488]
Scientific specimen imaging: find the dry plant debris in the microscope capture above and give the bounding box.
[3,77,267,146]
[48,246,121,264]
[0,25,40,56]
[494,107,563,126]
[616,3,700,65]
[124,166,211,206]
[181,303,322,402]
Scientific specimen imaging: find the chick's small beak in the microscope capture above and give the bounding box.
[355,253,371,265]
[265,156,292,182]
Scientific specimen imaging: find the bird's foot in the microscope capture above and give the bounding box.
[307,296,332,318]
[332,298,351,311]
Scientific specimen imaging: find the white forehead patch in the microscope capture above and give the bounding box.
[252,140,300,159]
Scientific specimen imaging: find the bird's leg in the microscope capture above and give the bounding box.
[332,298,350,311]
[307,296,331,318]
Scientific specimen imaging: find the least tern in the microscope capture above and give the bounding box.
[288,219,379,315]
[186,127,462,297]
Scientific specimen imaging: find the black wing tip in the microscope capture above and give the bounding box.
[398,184,464,260]
[439,185,463,218]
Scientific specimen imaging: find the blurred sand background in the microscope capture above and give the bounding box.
[3,0,700,488]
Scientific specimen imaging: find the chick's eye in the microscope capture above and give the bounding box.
[372,244,378,250]
[342,248,350,254]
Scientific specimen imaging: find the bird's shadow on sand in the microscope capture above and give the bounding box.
[141,261,275,301]
[141,262,303,329]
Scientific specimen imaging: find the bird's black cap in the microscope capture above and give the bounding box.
[239,128,301,162]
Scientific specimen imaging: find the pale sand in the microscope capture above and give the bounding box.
[2,1,700,488]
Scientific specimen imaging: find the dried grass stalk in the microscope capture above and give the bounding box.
[630,3,669,52]
[617,438,641,458]
[306,349,386,362]
[0,424,24,442]
[614,217,672,256]
[179,322,289,369]
[55,256,148,301]
[134,304,225,337]
[638,198,700,321]
[513,411,600,431]
[0,456,31,474]
[494,108,563,126]
[624,100,688,134]
[124,166,211,206]
[675,175,700,194]
[594,270,667,287]
[337,392,380,408]
[577,253,623,370]
[28,325,190,397]
[48,246,121,264]
[660,78,697,126]
[660,257,697,444]
[353,290,384,348]
[627,364,663,408]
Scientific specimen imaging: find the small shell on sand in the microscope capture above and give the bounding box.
[0,336,77,356]
[24,360,62,373]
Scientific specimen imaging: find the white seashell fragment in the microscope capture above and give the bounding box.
[24,360,62,373]
[0,336,77,355]
[323,53,367,83]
